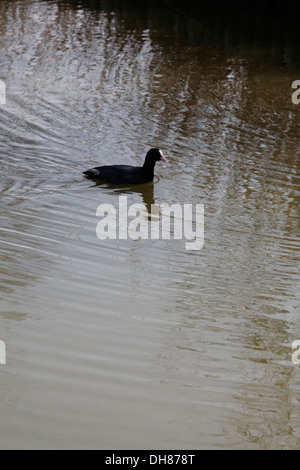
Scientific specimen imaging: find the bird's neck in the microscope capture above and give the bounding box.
[143,159,155,173]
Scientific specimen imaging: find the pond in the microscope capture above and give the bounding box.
[0,0,300,449]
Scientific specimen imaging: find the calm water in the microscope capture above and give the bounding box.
[1,0,300,450]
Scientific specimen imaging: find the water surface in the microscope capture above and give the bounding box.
[1,0,300,449]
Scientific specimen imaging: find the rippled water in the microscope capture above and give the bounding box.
[1,0,300,450]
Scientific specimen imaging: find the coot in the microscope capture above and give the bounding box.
[83,148,167,184]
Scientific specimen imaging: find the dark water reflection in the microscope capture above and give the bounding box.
[0,0,300,449]
[51,0,300,66]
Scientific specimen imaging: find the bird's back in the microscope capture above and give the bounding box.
[83,164,153,184]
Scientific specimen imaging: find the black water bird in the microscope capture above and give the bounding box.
[83,148,167,184]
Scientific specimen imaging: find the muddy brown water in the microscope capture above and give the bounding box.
[1,0,300,449]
